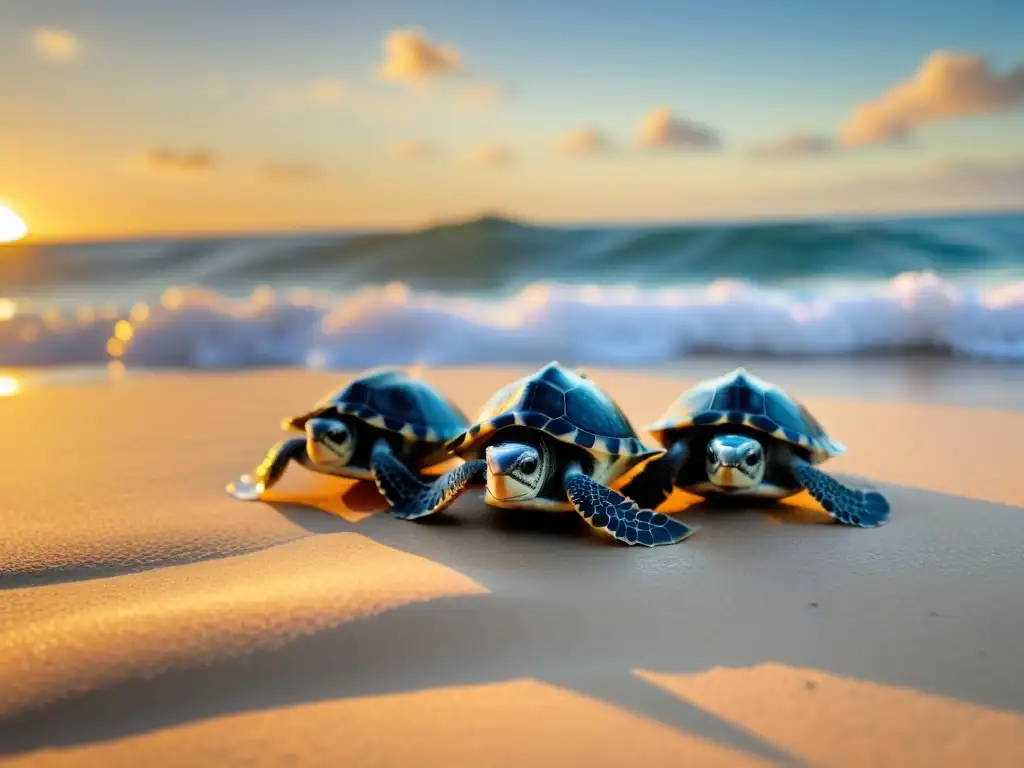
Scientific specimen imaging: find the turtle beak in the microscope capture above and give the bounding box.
[486,443,527,476]
[307,419,333,442]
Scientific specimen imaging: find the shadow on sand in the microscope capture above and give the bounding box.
[3,476,1023,764]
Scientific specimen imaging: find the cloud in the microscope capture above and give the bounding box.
[747,132,835,160]
[31,27,80,62]
[131,149,216,176]
[470,143,515,168]
[261,163,322,183]
[840,51,1024,146]
[452,82,505,109]
[556,127,612,157]
[637,107,720,149]
[393,139,436,159]
[378,28,461,87]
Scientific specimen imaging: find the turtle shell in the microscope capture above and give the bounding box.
[445,361,659,460]
[645,367,845,464]
[284,368,470,446]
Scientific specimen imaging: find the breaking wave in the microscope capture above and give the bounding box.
[3,271,1024,369]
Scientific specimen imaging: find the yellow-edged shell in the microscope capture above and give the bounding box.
[282,367,470,447]
[645,367,845,465]
[446,362,664,483]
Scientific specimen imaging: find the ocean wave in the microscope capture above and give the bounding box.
[3,271,1024,369]
[5,213,1023,301]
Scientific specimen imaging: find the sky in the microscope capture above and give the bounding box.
[1,0,1023,240]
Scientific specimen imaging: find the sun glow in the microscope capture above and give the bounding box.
[0,206,28,244]
[0,376,20,397]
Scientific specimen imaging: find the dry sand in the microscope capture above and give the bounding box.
[2,363,1023,766]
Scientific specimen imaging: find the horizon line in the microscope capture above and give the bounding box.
[10,203,1024,247]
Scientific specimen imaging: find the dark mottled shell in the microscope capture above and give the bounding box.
[284,368,470,447]
[445,361,659,460]
[645,367,845,464]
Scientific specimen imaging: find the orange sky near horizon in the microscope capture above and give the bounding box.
[2,5,1023,241]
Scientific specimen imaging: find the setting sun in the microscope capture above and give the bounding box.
[0,376,20,397]
[0,205,28,243]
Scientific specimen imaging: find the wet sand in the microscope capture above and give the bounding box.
[1,364,1023,766]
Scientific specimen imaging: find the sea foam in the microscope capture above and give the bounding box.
[2,271,1024,370]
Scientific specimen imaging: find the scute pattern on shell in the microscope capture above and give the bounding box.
[283,368,470,445]
[447,361,657,459]
[645,367,845,463]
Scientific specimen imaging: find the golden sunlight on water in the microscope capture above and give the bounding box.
[114,319,135,342]
[106,317,139,361]
[0,205,28,244]
[129,301,151,323]
[106,338,125,357]
[162,287,184,310]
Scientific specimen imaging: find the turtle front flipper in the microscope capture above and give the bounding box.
[789,457,890,527]
[371,440,485,520]
[619,440,690,511]
[226,437,308,501]
[563,465,694,547]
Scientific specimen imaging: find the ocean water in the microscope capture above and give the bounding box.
[2,211,1024,370]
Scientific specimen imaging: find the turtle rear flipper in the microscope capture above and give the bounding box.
[371,440,485,520]
[789,457,890,527]
[563,465,694,547]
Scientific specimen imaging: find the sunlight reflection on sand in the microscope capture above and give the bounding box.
[636,664,1024,767]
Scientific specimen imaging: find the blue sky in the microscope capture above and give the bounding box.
[1,0,1022,239]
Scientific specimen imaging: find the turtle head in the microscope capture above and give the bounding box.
[305,417,355,467]
[706,434,765,492]
[484,440,550,503]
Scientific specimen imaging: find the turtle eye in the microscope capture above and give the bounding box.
[706,445,716,463]
[745,451,759,467]
[518,456,538,475]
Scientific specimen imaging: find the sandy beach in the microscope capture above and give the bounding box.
[2,362,1023,766]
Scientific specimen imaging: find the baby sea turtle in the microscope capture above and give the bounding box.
[370,361,695,546]
[620,367,890,527]
[226,368,473,501]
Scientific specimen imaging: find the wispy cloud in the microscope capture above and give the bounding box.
[840,51,1024,146]
[130,149,216,176]
[746,132,835,160]
[31,27,80,62]
[636,107,720,149]
[378,28,461,87]
[555,127,612,157]
[470,142,516,168]
[260,163,322,183]
[392,139,437,159]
